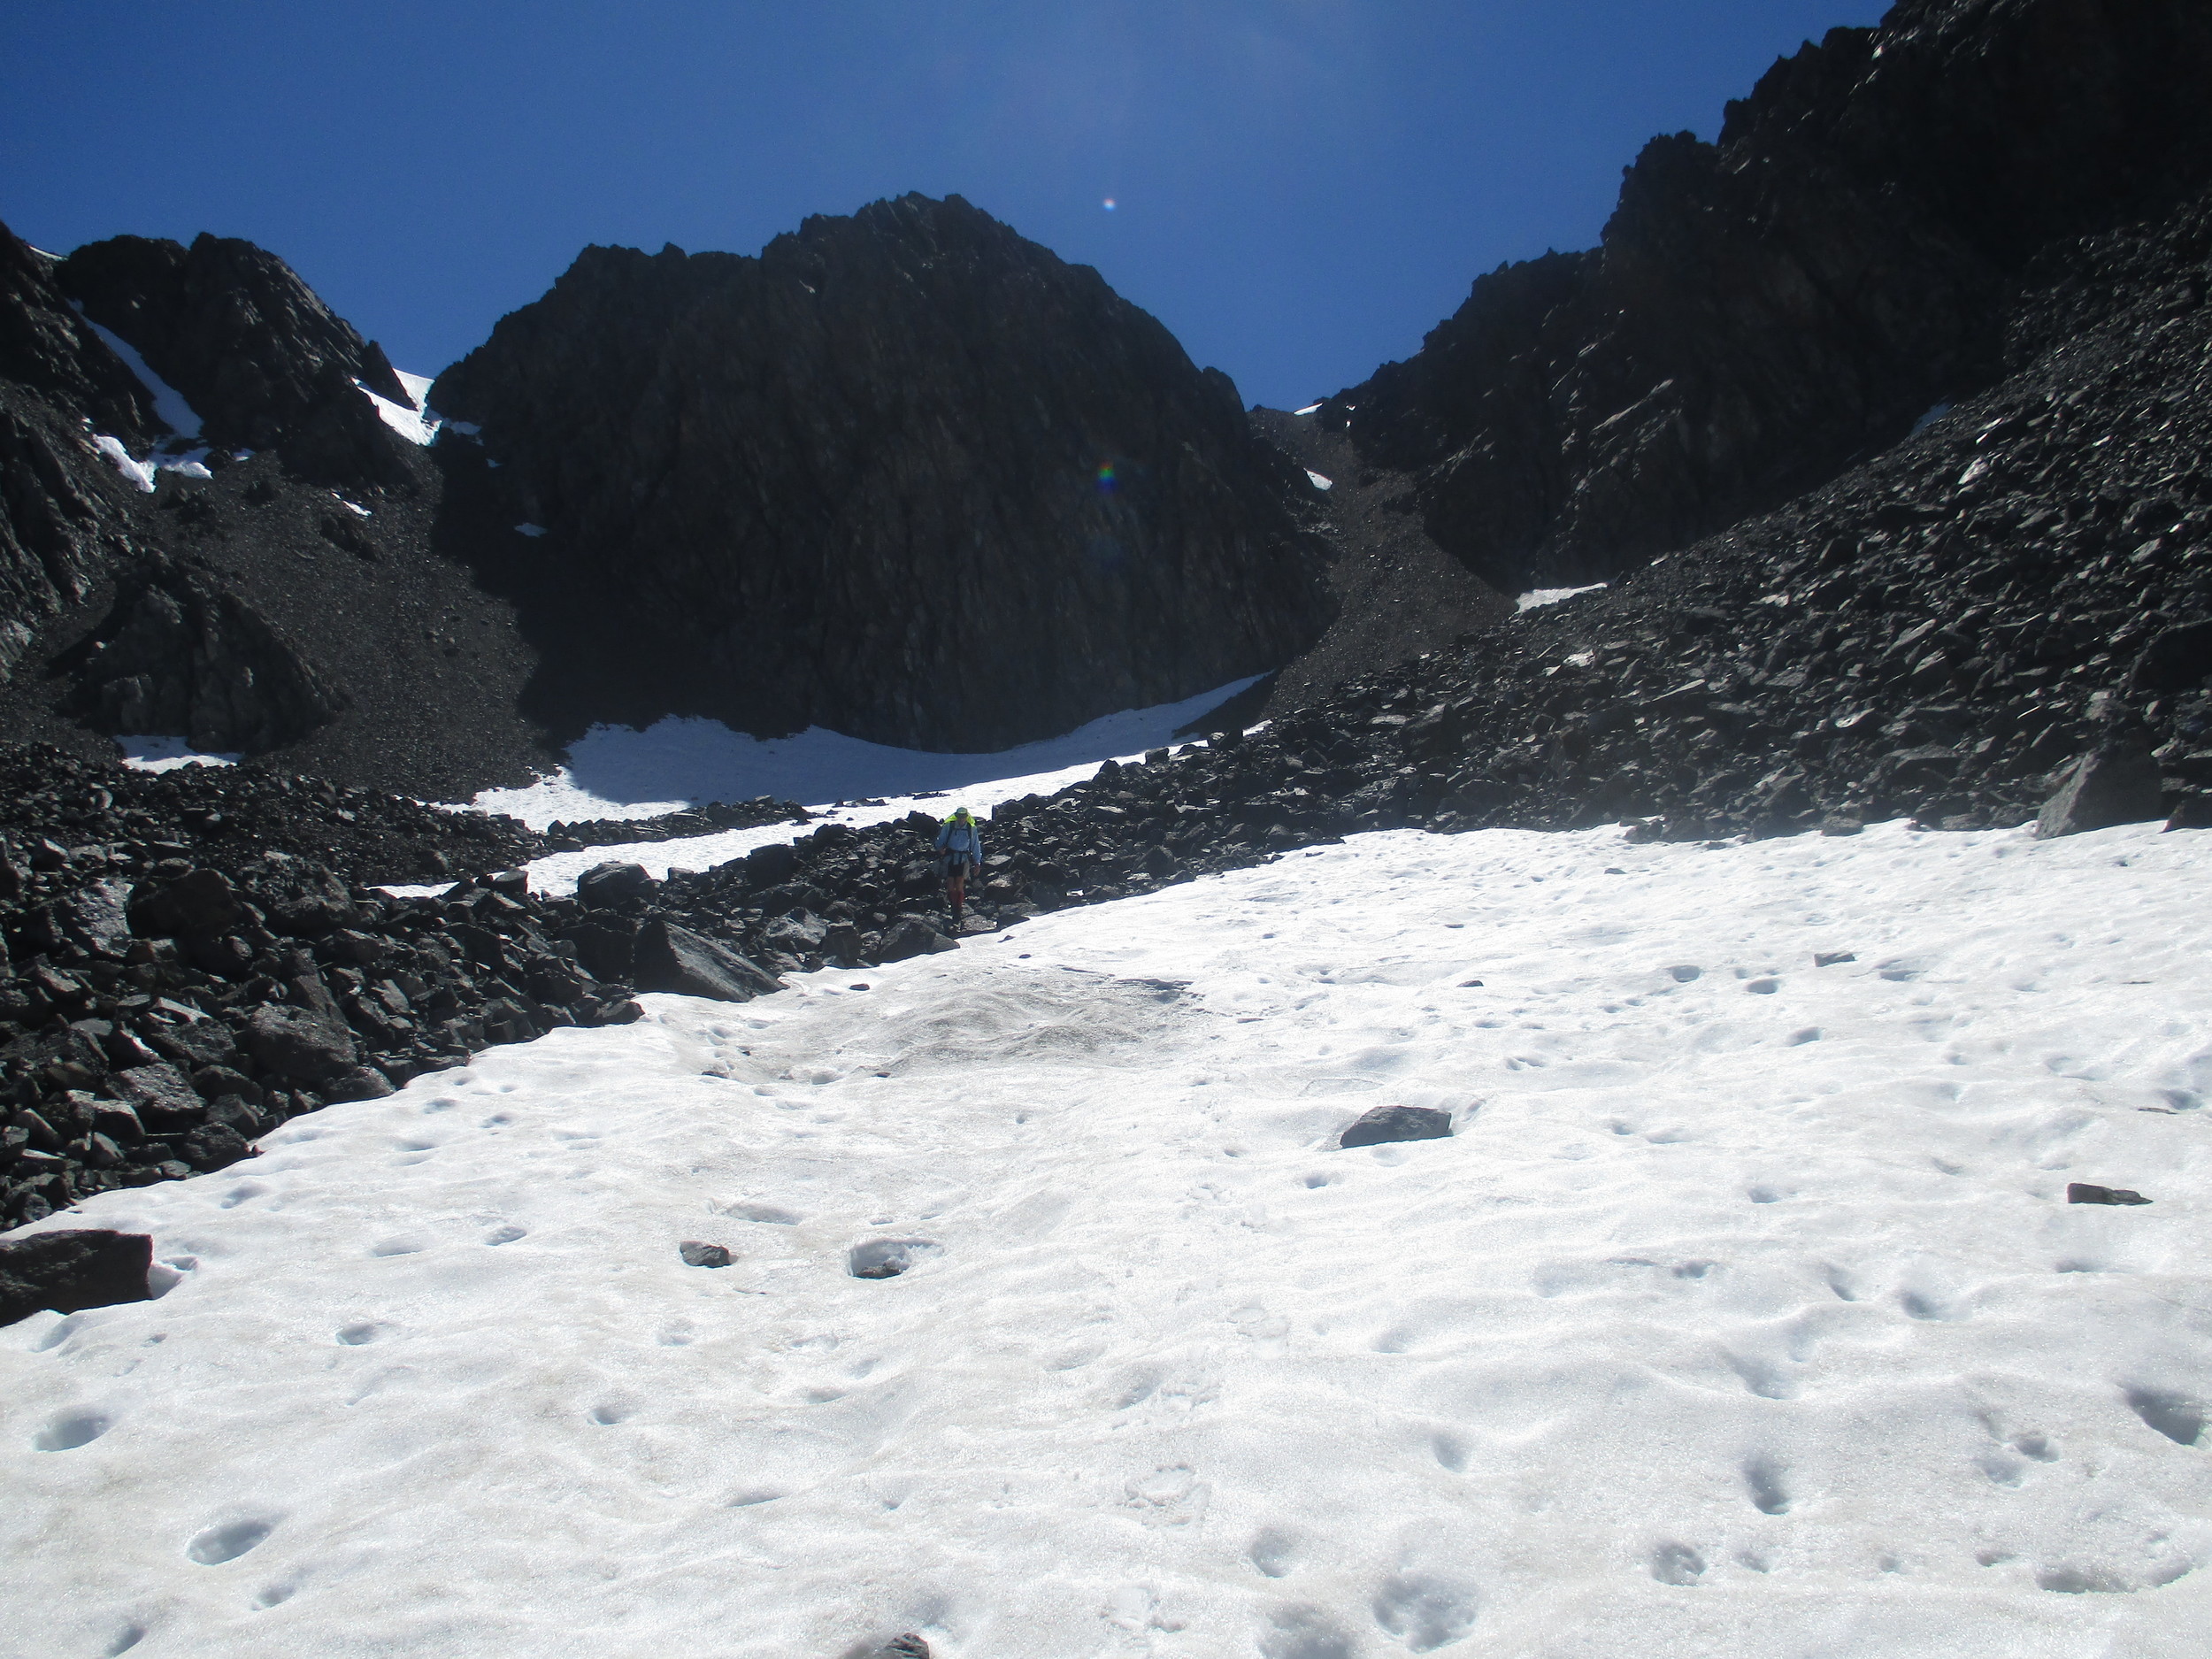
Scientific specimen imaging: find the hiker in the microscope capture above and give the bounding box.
[935,806,984,924]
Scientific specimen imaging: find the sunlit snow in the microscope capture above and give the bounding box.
[355,370,442,447]
[74,307,204,439]
[7,818,2209,1656]
[1517,583,1609,612]
[93,433,157,493]
[114,737,242,772]
[473,673,1261,830]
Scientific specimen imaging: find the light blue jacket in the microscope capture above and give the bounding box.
[934,816,984,863]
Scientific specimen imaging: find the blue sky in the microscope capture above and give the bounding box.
[3,1,1885,411]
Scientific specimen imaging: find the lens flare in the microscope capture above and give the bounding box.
[1095,463,1118,491]
[1102,197,1117,211]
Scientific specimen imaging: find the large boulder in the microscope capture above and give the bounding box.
[631,920,783,1002]
[2036,738,2167,839]
[876,918,957,963]
[128,867,243,938]
[243,1004,357,1082]
[56,562,346,755]
[112,1061,208,1130]
[0,1229,152,1326]
[32,878,134,959]
[575,861,655,909]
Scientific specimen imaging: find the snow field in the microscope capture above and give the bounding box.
[468,675,1263,836]
[5,820,2210,1657]
[355,372,440,448]
[1515,584,1608,613]
[459,677,1265,901]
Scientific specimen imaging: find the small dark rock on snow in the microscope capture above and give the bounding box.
[2067,1182,2151,1206]
[1339,1104,1454,1149]
[841,1636,931,1659]
[849,1239,933,1279]
[679,1240,733,1268]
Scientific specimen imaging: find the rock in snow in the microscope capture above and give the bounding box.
[2066,1181,2153,1206]
[1338,1103,1455,1148]
[0,1226,150,1324]
[2036,736,2169,839]
[630,919,783,1002]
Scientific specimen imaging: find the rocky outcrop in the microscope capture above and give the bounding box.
[0,221,155,680]
[0,230,157,438]
[0,745,622,1231]
[54,560,347,752]
[0,214,555,797]
[58,232,414,451]
[1327,0,2212,593]
[430,193,1332,749]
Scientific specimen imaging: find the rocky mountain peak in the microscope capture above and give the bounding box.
[0,219,157,442]
[1329,0,2212,594]
[59,231,413,450]
[430,191,1330,751]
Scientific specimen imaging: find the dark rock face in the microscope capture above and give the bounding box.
[58,232,413,452]
[55,560,347,752]
[1326,0,2212,593]
[0,1228,151,1325]
[431,193,1332,749]
[0,221,151,681]
[0,230,157,438]
[0,219,553,800]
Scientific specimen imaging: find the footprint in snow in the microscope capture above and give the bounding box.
[186,1517,275,1565]
[34,1409,111,1451]
[1371,1573,1479,1651]
[1248,1526,1299,1578]
[1742,1455,1790,1515]
[1649,1541,1706,1586]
